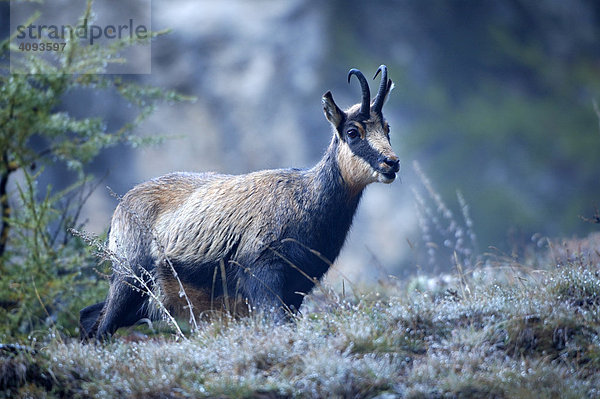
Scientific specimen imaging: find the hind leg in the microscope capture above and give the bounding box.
[80,301,105,340]
[96,278,148,339]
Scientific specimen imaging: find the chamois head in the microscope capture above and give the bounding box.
[322,65,399,193]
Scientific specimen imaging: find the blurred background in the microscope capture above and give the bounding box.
[4,0,600,282]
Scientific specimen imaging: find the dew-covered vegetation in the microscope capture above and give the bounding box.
[2,235,600,398]
[2,2,600,398]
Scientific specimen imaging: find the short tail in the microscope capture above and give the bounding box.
[79,301,105,341]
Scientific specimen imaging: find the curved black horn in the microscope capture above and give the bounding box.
[347,68,371,117]
[372,65,388,114]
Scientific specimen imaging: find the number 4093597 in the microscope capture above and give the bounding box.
[18,42,66,52]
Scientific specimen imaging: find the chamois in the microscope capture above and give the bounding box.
[80,65,399,340]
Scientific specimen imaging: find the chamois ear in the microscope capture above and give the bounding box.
[322,91,345,131]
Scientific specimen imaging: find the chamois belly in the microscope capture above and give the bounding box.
[158,273,250,319]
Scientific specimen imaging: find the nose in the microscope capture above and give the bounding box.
[381,155,400,172]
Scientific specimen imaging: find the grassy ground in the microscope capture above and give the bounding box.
[1,235,600,398]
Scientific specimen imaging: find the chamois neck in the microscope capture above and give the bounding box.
[295,135,362,267]
[310,136,366,200]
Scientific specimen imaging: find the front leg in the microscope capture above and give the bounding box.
[240,263,291,322]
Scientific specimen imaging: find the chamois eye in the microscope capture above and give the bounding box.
[346,128,359,140]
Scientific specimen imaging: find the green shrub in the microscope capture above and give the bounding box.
[0,1,188,340]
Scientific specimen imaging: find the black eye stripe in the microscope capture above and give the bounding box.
[347,137,382,168]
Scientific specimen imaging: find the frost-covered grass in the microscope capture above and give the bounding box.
[2,236,600,398]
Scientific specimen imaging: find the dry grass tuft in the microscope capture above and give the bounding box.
[2,233,600,398]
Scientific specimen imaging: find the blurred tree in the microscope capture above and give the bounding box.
[0,2,187,339]
[328,0,600,251]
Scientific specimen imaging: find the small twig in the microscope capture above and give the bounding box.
[61,172,108,246]
[268,245,318,285]
[267,243,345,307]
[219,259,230,315]
[32,277,64,345]
[580,205,600,224]
[453,252,471,299]
[0,151,17,258]
[593,99,600,135]
[280,237,359,294]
